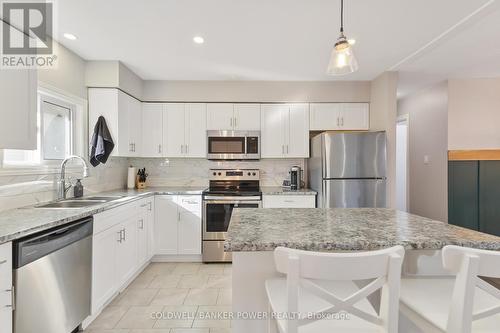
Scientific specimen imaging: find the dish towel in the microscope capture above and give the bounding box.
[89,116,115,166]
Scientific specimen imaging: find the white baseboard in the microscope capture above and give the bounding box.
[152,254,202,262]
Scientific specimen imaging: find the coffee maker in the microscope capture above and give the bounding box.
[290,166,303,190]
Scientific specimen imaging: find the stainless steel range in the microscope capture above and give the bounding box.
[202,169,261,262]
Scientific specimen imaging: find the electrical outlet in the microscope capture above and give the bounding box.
[424,155,430,165]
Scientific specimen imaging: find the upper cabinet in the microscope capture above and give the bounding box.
[310,103,369,131]
[163,103,207,158]
[0,68,37,150]
[261,104,309,158]
[89,88,142,157]
[207,103,260,131]
[141,103,163,157]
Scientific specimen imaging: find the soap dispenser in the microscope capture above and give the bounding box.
[74,179,84,198]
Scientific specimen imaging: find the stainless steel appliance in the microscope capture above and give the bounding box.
[203,169,261,262]
[13,217,93,333]
[207,130,260,160]
[308,131,387,208]
[290,166,303,190]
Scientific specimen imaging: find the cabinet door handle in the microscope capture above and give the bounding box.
[282,145,284,154]
[234,117,237,128]
[177,211,181,221]
[148,202,152,211]
[341,117,344,126]
[286,145,289,154]
[138,219,144,229]
[158,144,162,154]
[186,145,189,154]
[180,145,183,154]
[123,229,126,241]
[337,117,340,126]
[117,230,122,243]
[230,117,233,127]
[0,259,6,265]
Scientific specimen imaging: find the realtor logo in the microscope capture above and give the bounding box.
[1,0,57,68]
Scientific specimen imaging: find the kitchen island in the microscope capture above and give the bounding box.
[225,208,500,333]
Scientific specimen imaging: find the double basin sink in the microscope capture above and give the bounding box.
[35,196,126,209]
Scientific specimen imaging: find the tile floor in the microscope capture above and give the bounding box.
[84,262,232,333]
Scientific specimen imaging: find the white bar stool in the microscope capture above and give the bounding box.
[265,245,405,333]
[400,245,500,333]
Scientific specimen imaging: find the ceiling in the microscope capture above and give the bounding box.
[56,0,497,92]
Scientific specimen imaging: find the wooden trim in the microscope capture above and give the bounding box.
[448,150,500,161]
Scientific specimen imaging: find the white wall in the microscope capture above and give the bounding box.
[142,80,371,102]
[398,81,448,222]
[448,78,500,150]
[37,42,87,99]
[370,71,399,208]
[86,60,143,99]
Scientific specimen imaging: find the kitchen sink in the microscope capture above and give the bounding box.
[35,199,108,209]
[83,195,126,201]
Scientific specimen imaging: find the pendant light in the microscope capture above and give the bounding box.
[327,0,358,75]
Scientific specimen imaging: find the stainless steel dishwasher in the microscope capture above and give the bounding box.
[13,217,93,333]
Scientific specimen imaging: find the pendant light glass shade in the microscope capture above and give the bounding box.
[326,0,358,75]
[327,35,358,75]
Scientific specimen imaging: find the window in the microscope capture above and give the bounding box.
[2,93,75,166]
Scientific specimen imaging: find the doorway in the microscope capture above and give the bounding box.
[396,115,409,212]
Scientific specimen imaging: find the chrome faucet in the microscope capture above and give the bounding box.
[58,155,89,200]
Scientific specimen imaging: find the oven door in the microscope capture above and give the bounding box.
[203,200,261,240]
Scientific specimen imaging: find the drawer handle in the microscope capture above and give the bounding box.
[0,259,6,265]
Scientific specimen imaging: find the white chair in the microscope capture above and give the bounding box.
[265,245,405,333]
[400,245,500,333]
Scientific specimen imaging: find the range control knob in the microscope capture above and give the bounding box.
[213,172,217,176]
[252,172,256,176]
[247,172,251,176]
[218,172,222,176]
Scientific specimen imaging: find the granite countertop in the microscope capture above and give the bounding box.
[225,208,500,252]
[0,186,205,244]
[261,187,317,195]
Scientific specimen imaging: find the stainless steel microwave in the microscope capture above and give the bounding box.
[207,130,260,160]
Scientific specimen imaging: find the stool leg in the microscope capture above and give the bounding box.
[268,301,278,333]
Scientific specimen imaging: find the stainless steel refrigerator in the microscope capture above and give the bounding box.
[308,131,387,208]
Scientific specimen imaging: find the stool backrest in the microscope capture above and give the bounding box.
[442,245,500,333]
[274,246,405,333]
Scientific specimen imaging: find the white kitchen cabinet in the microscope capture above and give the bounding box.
[116,216,139,287]
[155,195,202,256]
[261,104,309,158]
[91,200,146,314]
[91,224,118,314]
[0,242,12,333]
[207,104,234,130]
[177,196,202,255]
[310,103,369,131]
[207,103,260,131]
[141,103,163,157]
[0,67,37,150]
[341,103,369,130]
[185,104,207,157]
[164,103,207,158]
[0,21,37,150]
[88,88,142,157]
[154,195,179,255]
[234,104,261,130]
[263,195,316,208]
[138,198,154,264]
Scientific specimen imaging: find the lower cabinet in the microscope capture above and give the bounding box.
[91,198,153,314]
[263,195,316,208]
[0,242,12,333]
[155,195,202,256]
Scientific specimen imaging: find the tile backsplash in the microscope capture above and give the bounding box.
[128,158,306,187]
[0,157,128,211]
[0,157,305,212]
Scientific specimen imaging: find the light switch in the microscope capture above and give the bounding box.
[424,155,430,165]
